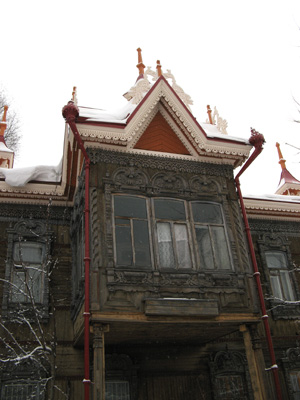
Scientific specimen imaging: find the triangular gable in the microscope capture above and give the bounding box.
[134,112,190,155]
[76,75,252,167]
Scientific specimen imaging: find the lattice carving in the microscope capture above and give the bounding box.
[88,149,234,178]
[112,165,149,189]
[90,188,100,271]
[152,172,186,193]
[189,176,220,194]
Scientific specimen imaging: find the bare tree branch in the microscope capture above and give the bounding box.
[0,89,22,154]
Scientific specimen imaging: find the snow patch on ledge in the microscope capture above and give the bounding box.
[244,193,300,203]
[0,160,62,187]
[79,102,137,124]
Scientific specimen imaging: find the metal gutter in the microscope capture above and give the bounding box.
[235,128,282,400]
[62,100,91,400]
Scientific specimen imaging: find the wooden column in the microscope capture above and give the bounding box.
[240,324,267,400]
[93,324,109,400]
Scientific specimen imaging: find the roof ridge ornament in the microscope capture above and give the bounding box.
[124,50,193,110]
[206,106,228,135]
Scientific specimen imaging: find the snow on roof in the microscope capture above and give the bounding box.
[0,160,62,187]
[0,141,13,153]
[244,193,300,203]
[79,102,137,124]
[200,123,249,144]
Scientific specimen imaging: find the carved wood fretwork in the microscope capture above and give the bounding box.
[88,148,234,178]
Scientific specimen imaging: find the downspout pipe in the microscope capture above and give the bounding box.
[62,101,91,400]
[235,128,282,400]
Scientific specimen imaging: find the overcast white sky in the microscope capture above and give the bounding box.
[1,0,300,195]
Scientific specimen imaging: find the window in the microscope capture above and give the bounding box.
[215,375,247,399]
[114,196,151,268]
[105,381,130,400]
[290,371,300,399]
[1,381,44,400]
[265,251,295,301]
[113,196,232,271]
[11,242,46,304]
[154,198,192,269]
[191,202,231,270]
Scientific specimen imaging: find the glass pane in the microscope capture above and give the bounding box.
[28,266,42,303]
[114,196,147,219]
[265,251,287,269]
[115,218,130,225]
[14,242,45,263]
[154,199,186,221]
[280,270,295,301]
[216,375,246,399]
[195,226,214,269]
[211,226,231,269]
[133,220,151,268]
[174,224,192,268]
[192,202,223,224]
[116,225,133,266]
[270,275,283,299]
[2,382,41,399]
[11,271,26,303]
[157,222,175,268]
[105,381,130,400]
[290,371,300,399]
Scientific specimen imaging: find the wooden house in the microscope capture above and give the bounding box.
[0,49,299,399]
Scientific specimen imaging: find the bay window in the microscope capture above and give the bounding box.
[113,195,232,271]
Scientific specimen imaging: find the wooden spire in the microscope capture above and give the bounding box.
[276,142,286,171]
[156,60,162,77]
[136,48,145,75]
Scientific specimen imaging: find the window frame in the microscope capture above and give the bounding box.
[113,194,153,270]
[112,195,233,272]
[152,197,194,271]
[265,250,295,302]
[10,241,46,304]
[0,380,45,400]
[3,220,51,320]
[190,201,233,271]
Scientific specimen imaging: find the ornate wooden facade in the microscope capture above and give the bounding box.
[0,53,300,399]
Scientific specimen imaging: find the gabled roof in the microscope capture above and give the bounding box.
[76,75,252,168]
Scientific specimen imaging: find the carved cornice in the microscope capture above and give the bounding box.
[0,203,71,224]
[88,149,234,179]
[249,219,300,235]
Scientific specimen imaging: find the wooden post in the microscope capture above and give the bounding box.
[93,324,109,400]
[240,324,267,400]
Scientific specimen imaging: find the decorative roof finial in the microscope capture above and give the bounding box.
[136,48,145,76]
[156,60,162,77]
[0,105,8,138]
[207,105,213,124]
[72,86,78,105]
[276,142,287,171]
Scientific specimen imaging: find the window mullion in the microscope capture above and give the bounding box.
[130,219,135,265]
[208,226,217,269]
[171,222,178,269]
